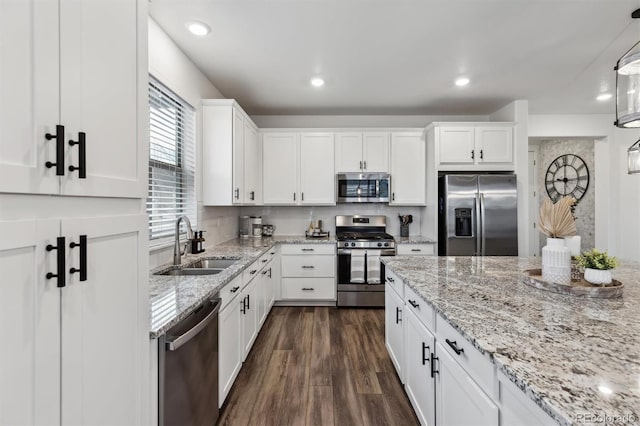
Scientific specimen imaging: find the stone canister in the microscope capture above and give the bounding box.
[542,237,571,285]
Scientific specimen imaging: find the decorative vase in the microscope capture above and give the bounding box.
[584,268,613,285]
[542,237,571,285]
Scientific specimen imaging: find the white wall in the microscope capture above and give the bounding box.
[148,18,238,268]
[529,114,640,261]
[253,114,489,128]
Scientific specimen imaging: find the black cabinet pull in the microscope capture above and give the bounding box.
[69,235,87,281]
[46,237,66,288]
[246,294,250,310]
[68,132,86,178]
[230,286,240,293]
[249,269,257,275]
[408,299,419,308]
[359,160,363,170]
[301,287,314,291]
[268,267,272,278]
[471,149,475,160]
[261,259,268,263]
[386,276,394,283]
[396,307,402,324]
[446,338,464,355]
[392,192,395,201]
[261,270,268,275]
[250,191,255,201]
[45,125,65,176]
[411,249,421,252]
[234,188,239,200]
[241,296,246,314]
[293,192,296,201]
[301,265,315,269]
[430,352,439,378]
[301,192,304,201]
[422,343,430,366]
[270,252,275,255]
[363,160,367,170]
[480,149,484,160]
[301,248,314,252]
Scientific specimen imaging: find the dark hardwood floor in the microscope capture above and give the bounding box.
[217,307,419,426]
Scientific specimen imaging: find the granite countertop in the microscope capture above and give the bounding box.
[149,236,335,338]
[393,236,437,244]
[381,256,640,425]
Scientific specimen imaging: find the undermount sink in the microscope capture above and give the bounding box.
[190,258,238,269]
[155,258,239,276]
[159,268,224,276]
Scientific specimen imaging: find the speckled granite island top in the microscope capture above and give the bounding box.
[149,236,335,338]
[381,256,640,425]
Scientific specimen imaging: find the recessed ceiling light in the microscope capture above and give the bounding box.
[596,93,612,101]
[186,21,211,36]
[310,77,325,87]
[455,77,470,87]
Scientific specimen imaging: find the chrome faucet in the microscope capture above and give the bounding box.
[174,215,194,265]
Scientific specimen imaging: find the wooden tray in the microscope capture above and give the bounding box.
[521,269,623,298]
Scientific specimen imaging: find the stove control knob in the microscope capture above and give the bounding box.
[351,242,356,247]
[383,242,389,247]
[377,242,383,247]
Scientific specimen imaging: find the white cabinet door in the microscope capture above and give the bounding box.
[438,127,475,165]
[300,132,335,205]
[476,127,513,164]
[390,132,425,205]
[243,124,260,204]
[262,133,299,204]
[59,0,146,198]
[232,109,245,204]
[0,220,60,426]
[385,283,405,383]
[363,132,389,172]
[436,343,499,426]
[335,132,363,173]
[241,277,258,360]
[60,214,148,425]
[0,0,60,195]
[218,296,243,407]
[405,310,436,426]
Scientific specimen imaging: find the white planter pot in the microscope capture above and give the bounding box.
[584,268,613,285]
[542,237,571,285]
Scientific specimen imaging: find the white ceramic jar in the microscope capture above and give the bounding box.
[542,237,571,285]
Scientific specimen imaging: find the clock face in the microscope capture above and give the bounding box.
[545,154,589,202]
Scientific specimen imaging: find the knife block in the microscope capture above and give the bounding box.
[400,224,409,237]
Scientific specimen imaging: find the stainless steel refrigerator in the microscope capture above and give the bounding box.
[438,174,518,256]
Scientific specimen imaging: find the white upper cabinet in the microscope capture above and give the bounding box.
[390,132,426,205]
[201,100,260,205]
[262,132,299,205]
[335,132,389,173]
[299,133,335,205]
[263,132,335,206]
[431,123,514,171]
[0,0,146,198]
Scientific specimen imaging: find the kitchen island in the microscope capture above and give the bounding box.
[382,256,640,425]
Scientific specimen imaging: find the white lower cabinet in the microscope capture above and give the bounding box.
[1,214,148,425]
[218,276,243,407]
[280,244,335,302]
[435,343,499,426]
[404,309,436,426]
[396,243,436,256]
[385,282,405,384]
[240,271,259,359]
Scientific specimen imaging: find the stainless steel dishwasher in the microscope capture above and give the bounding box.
[159,296,221,426]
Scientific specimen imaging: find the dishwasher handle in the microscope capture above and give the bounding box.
[166,298,221,351]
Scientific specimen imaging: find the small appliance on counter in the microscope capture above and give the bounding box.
[239,216,263,238]
[262,224,275,237]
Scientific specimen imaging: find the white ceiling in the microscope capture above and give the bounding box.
[149,0,640,116]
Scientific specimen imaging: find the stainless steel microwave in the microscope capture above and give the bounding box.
[336,173,390,203]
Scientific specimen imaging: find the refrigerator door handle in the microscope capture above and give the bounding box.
[480,193,486,256]
[475,194,481,256]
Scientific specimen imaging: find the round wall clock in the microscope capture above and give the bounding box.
[545,154,590,202]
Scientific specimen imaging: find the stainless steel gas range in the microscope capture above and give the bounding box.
[335,215,396,307]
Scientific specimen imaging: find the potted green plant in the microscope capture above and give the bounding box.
[575,249,619,285]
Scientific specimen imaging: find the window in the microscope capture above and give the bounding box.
[147,77,196,246]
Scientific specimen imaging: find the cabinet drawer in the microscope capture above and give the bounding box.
[405,285,434,333]
[243,260,261,287]
[397,244,435,256]
[220,275,243,310]
[385,268,403,298]
[436,315,495,397]
[281,255,335,277]
[280,244,335,255]
[281,278,335,300]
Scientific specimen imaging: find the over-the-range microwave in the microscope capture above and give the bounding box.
[336,173,390,203]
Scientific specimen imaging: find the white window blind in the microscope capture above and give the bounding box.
[147,77,196,246]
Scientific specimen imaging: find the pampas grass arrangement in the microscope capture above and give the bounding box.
[538,197,577,238]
